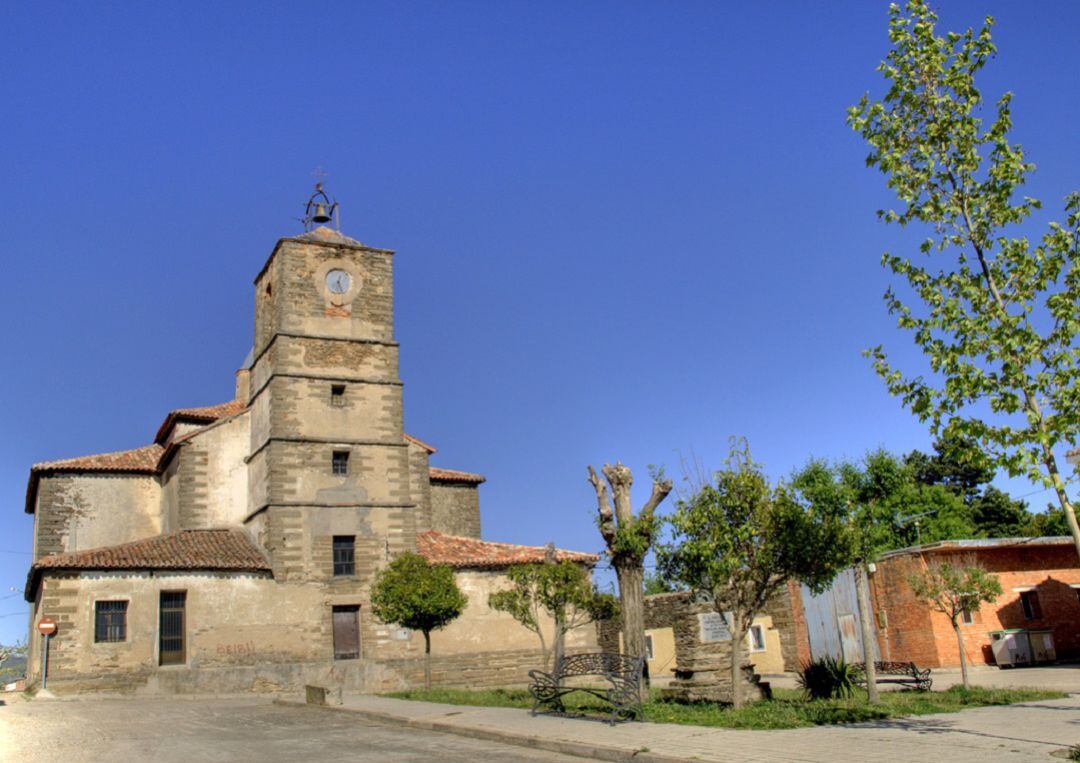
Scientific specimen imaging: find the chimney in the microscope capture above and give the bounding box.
[235,368,251,403]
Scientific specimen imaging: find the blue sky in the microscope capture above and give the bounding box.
[0,1,1077,643]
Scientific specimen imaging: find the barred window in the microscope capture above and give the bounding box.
[332,450,350,475]
[333,536,355,576]
[95,600,128,643]
[330,384,346,407]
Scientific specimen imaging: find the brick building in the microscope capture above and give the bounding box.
[23,220,598,695]
[867,538,1080,668]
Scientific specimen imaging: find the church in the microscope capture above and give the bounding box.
[23,197,598,695]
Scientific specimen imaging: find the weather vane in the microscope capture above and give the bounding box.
[300,167,340,231]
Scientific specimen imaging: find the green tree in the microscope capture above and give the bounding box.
[908,559,1002,688]
[659,440,851,708]
[905,431,995,504]
[489,557,618,670]
[849,0,1080,560]
[643,571,683,596]
[370,553,467,689]
[970,486,1031,538]
[792,449,971,703]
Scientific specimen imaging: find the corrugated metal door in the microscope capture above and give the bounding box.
[800,567,878,662]
[159,591,186,665]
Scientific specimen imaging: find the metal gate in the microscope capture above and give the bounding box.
[800,567,878,663]
[159,591,186,665]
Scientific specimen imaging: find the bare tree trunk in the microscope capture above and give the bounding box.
[953,622,970,689]
[729,609,744,709]
[423,630,432,690]
[616,563,646,690]
[552,610,567,672]
[1043,449,1080,562]
[587,462,672,704]
[855,563,880,704]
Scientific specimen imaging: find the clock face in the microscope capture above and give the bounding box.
[326,269,351,295]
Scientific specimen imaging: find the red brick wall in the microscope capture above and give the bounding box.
[870,544,1080,667]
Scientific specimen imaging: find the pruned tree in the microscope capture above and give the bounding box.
[489,551,618,670]
[588,461,672,696]
[908,558,1002,688]
[370,552,468,689]
[660,440,852,708]
[849,0,1080,559]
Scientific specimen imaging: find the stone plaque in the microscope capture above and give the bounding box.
[697,611,732,642]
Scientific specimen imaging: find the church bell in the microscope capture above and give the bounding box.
[311,202,332,223]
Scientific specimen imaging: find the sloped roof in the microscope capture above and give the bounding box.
[31,444,164,474]
[405,434,437,454]
[429,467,486,484]
[878,536,1076,560]
[155,400,248,443]
[26,529,271,600]
[417,531,598,569]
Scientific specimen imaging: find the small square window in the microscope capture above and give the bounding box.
[333,535,355,576]
[1020,590,1042,620]
[644,633,654,661]
[330,384,346,407]
[749,624,766,652]
[95,600,127,643]
[332,450,350,476]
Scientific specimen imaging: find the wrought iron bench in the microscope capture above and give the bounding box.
[528,652,645,724]
[854,660,932,691]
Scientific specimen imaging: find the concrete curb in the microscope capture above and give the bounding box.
[274,698,691,762]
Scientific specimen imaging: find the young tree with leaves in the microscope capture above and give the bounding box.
[849,1,1080,559]
[659,441,851,708]
[370,553,468,689]
[588,462,672,697]
[908,558,1002,688]
[489,555,618,670]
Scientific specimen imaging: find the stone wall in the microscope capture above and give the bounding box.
[430,484,481,538]
[33,474,161,560]
[26,565,590,696]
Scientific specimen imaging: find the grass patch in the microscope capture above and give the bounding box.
[383,685,1065,730]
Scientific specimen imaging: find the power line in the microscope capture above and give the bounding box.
[0,611,28,619]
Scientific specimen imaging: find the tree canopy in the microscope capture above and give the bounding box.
[849,0,1080,557]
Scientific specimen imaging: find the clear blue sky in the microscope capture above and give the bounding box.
[1,2,1077,642]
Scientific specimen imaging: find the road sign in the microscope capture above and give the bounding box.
[37,617,57,636]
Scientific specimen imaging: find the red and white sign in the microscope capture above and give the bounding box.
[37,617,57,636]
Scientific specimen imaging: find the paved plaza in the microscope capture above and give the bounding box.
[0,695,583,763]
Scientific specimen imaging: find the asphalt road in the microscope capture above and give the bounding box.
[0,695,583,762]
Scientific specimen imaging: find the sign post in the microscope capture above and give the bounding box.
[37,617,57,690]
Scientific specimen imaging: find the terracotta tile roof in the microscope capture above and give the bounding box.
[31,444,164,474]
[429,467,486,484]
[26,529,270,601]
[404,434,437,453]
[417,531,598,569]
[155,400,248,443]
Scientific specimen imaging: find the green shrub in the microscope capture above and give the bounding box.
[796,656,859,700]
[1067,743,1080,762]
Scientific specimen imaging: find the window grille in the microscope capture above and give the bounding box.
[332,450,350,475]
[159,591,186,665]
[333,536,355,576]
[94,600,127,643]
[330,384,346,407]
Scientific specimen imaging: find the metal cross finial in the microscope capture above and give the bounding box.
[311,165,328,190]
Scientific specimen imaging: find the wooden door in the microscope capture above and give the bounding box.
[332,606,360,660]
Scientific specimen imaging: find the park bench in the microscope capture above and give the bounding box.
[528,652,645,724]
[854,660,932,691]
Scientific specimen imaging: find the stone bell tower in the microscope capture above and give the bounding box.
[246,191,415,583]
